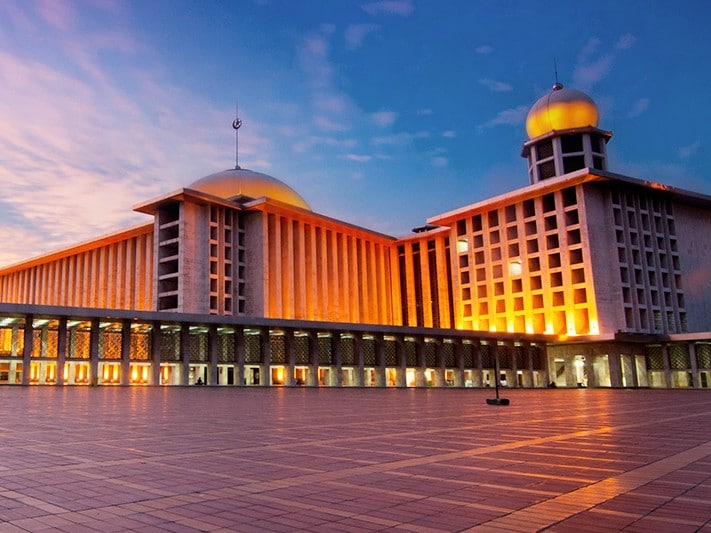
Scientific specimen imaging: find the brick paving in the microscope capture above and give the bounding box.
[0,387,709,532]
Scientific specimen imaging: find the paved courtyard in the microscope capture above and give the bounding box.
[0,387,709,532]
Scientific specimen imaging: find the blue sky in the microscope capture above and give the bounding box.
[0,0,709,266]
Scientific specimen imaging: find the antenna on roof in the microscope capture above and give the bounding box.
[232,100,242,169]
[553,58,563,91]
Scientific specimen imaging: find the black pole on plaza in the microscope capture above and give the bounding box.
[486,348,510,406]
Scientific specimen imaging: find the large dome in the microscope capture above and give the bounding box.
[189,167,311,210]
[525,84,599,139]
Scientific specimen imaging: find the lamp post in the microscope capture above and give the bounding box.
[486,346,510,406]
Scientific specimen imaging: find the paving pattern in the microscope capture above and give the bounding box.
[0,387,710,532]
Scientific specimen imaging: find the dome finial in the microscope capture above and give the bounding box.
[232,100,242,170]
[553,58,563,91]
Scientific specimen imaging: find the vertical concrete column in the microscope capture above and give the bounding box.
[307,332,319,387]
[607,349,623,388]
[621,353,637,388]
[505,341,517,388]
[395,336,407,387]
[469,340,481,387]
[151,322,162,385]
[538,343,550,388]
[489,343,499,388]
[433,340,445,387]
[208,325,218,386]
[414,337,426,387]
[234,327,245,386]
[56,317,67,387]
[689,343,700,388]
[259,328,271,386]
[452,339,464,387]
[21,315,33,385]
[661,344,672,388]
[354,334,365,387]
[373,334,386,387]
[89,318,100,386]
[333,333,343,388]
[284,329,296,387]
[180,324,191,386]
[120,319,131,386]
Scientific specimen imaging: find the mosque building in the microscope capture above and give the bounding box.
[1,83,710,388]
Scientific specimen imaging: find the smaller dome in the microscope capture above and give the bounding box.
[189,168,311,210]
[525,84,599,139]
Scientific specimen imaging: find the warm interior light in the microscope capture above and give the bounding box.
[508,260,522,277]
[456,237,469,254]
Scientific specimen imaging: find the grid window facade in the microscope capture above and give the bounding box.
[612,188,687,333]
[454,186,595,335]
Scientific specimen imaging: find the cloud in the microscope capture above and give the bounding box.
[572,34,635,91]
[573,54,613,91]
[35,0,76,31]
[362,0,414,16]
[478,78,512,92]
[627,97,650,118]
[616,33,636,50]
[345,23,379,49]
[481,105,529,128]
[347,154,373,163]
[441,130,456,138]
[475,44,493,54]
[370,131,429,146]
[371,110,398,127]
[417,108,433,116]
[679,140,700,159]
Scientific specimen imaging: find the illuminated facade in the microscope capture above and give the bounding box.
[1,84,710,388]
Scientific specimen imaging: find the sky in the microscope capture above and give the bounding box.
[1,0,710,267]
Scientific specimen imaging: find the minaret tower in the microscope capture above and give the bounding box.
[521,83,612,185]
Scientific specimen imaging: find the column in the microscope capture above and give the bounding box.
[689,343,700,388]
[505,341,516,388]
[661,344,672,388]
[606,348,622,388]
[180,324,191,386]
[538,343,550,387]
[433,340,445,387]
[208,325,218,386]
[452,339,464,387]
[354,334,364,387]
[56,317,67,387]
[373,334,386,387]
[151,322,162,385]
[120,319,131,385]
[234,327,245,386]
[259,328,271,386]
[415,337,426,387]
[307,331,318,387]
[285,329,296,387]
[89,319,100,386]
[21,315,33,385]
[395,336,407,387]
[473,340,483,387]
[333,332,343,388]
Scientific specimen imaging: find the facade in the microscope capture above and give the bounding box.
[1,84,710,388]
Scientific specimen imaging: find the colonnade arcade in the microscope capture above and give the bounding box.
[0,305,549,387]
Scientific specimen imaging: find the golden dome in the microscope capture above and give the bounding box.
[189,168,311,210]
[525,84,599,139]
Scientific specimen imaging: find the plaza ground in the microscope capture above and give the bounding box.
[0,387,710,532]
